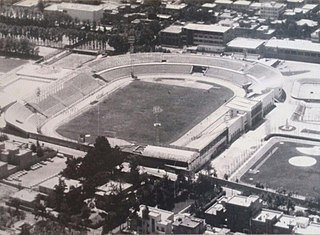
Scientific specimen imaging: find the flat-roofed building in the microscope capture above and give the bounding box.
[225,195,262,232]
[226,96,263,129]
[160,25,183,47]
[227,37,266,54]
[201,3,218,11]
[39,176,82,196]
[264,38,320,63]
[261,2,286,19]
[215,0,234,10]
[232,0,252,11]
[172,214,206,234]
[311,28,320,43]
[183,23,233,48]
[55,2,105,22]
[95,180,133,198]
[130,205,174,234]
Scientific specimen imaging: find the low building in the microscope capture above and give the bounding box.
[95,180,133,199]
[311,28,320,43]
[252,208,320,234]
[183,23,233,50]
[205,196,228,227]
[264,38,320,63]
[227,37,266,54]
[10,189,38,209]
[260,2,286,19]
[215,0,234,10]
[172,214,206,234]
[129,205,174,234]
[226,96,263,129]
[225,195,262,232]
[232,0,252,11]
[38,176,82,196]
[47,2,105,22]
[160,25,183,47]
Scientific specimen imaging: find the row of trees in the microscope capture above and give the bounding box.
[0,37,37,56]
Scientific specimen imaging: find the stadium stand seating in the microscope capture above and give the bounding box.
[100,67,132,82]
[205,67,249,86]
[133,64,192,75]
[66,73,101,95]
[53,86,83,107]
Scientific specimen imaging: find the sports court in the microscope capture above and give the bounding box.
[241,139,320,198]
[57,80,233,145]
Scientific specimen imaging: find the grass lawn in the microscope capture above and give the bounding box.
[57,80,233,145]
[241,141,320,198]
[0,57,28,73]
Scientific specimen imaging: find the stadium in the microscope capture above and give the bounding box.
[3,53,283,172]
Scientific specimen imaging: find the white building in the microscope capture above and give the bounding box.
[264,38,320,63]
[135,205,174,234]
[260,2,286,19]
[51,3,105,22]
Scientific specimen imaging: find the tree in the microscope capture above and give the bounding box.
[37,0,45,12]
[108,34,129,54]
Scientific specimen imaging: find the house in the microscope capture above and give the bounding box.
[128,205,174,234]
[172,213,206,234]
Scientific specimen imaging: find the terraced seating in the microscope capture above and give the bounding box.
[133,64,192,75]
[66,73,101,95]
[100,67,132,81]
[53,86,83,107]
[206,67,249,86]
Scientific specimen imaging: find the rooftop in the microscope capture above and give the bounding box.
[265,39,320,53]
[183,23,231,33]
[233,1,251,6]
[96,180,132,196]
[165,3,187,10]
[59,2,104,11]
[202,3,217,8]
[11,189,38,203]
[261,2,286,9]
[161,25,183,34]
[227,37,266,50]
[138,205,174,221]
[173,214,204,228]
[253,209,283,222]
[215,0,233,5]
[39,176,81,193]
[142,145,199,163]
[226,96,260,112]
[14,0,38,7]
[227,195,259,207]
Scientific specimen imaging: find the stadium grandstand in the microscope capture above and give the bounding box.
[4,53,283,172]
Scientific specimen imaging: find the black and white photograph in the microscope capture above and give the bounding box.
[0,0,319,234]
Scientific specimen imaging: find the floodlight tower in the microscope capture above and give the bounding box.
[128,30,135,79]
[153,106,163,145]
[36,87,41,133]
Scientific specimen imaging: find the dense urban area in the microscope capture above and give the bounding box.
[0,0,319,234]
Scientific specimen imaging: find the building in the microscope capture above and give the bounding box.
[227,37,266,54]
[183,23,233,51]
[38,176,82,196]
[160,25,183,47]
[47,2,105,22]
[95,180,133,199]
[226,96,263,129]
[215,0,234,10]
[264,38,320,63]
[172,214,206,234]
[129,205,174,234]
[205,196,229,227]
[260,2,286,19]
[225,195,262,232]
[311,28,320,43]
[232,0,252,11]
[252,208,320,234]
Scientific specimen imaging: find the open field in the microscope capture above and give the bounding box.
[241,140,320,198]
[57,80,233,145]
[0,57,28,73]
